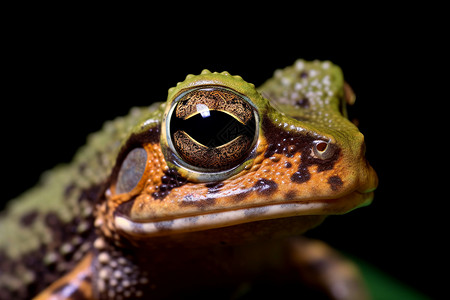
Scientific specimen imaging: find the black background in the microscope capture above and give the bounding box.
[1,13,445,299]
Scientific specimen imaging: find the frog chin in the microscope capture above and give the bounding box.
[114,190,374,238]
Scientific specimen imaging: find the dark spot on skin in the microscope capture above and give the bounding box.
[291,167,311,184]
[78,184,103,203]
[284,190,297,200]
[300,71,308,78]
[328,176,344,191]
[296,97,310,108]
[64,182,76,197]
[232,189,252,202]
[205,182,224,194]
[253,178,278,196]
[45,212,64,229]
[152,168,187,200]
[78,163,87,175]
[284,161,292,168]
[180,195,216,209]
[20,210,39,226]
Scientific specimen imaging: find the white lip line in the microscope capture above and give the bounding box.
[115,192,372,237]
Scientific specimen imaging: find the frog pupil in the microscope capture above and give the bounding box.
[168,87,258,171]
[170,110,254,148]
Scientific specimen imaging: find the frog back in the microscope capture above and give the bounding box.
[0,103,163,298]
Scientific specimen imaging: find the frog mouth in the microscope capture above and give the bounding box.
[114,190,374,238]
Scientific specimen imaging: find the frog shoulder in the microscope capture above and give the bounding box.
[0,103,164,250]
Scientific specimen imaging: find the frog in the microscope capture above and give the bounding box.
[0,59,377,300]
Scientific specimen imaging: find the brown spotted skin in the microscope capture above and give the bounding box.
[0,60,377,299]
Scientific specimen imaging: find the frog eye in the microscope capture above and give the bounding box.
[167,87,258,171]
[312,140,335,160]
[115,147,148,194]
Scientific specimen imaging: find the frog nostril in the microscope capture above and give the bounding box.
[312,140,335,160]
[315,142,328,152]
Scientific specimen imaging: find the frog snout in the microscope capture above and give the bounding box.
[356,139,378,195]
[359,163,378,194]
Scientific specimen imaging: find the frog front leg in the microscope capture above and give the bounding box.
[33,239,150,300]
[90,237,151,300]
[33,253,93,300]
[286,237,369,300]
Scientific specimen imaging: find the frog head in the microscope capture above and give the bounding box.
[101,62,377,247]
